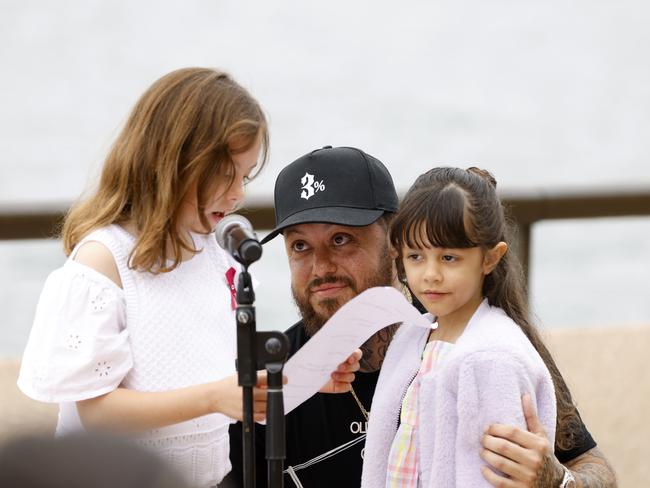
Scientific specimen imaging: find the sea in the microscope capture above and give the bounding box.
[1,0,649,357]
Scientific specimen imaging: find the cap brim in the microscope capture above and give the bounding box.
[260,207,385,244]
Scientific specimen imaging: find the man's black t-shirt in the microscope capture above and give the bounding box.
[225,321,596,487]
[226,321,377,487]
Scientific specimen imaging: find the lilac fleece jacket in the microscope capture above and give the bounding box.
[361,299,556,488]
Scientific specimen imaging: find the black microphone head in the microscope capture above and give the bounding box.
[215,214,253,249]
[239,239,263,263]
[215,214,262,265]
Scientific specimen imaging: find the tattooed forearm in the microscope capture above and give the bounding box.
[566,448,618,488]
[359,323,399,372]
[533,455,565,488]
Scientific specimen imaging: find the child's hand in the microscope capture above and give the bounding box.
[213,372,272,422]
[319,349,362,394]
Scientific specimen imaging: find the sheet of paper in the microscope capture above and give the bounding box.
[281,286,431,415]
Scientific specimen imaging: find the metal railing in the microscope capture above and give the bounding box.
[2,188,649,280]
[499,186,650,274]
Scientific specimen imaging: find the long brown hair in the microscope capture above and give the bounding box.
[390,166,581,452]
[62,68,269,272]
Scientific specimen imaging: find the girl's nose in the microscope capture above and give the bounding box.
[423,262,442,283]
[225,178,245,204]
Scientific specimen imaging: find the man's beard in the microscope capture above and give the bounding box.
[291,243,394,338]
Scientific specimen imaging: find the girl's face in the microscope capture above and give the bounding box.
[180,136,262,234]
[402,239,505,328]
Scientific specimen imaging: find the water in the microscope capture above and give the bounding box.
[1,0,650,357]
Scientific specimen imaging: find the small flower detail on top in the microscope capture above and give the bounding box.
[91,289,108,312]
[225,267,237,311]
[66,334,82,351]
[94,361,111,378]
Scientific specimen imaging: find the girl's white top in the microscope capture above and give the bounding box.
[18,224,241,487]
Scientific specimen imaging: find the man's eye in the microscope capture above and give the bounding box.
[292,241,308,252]
[332,234,350,246]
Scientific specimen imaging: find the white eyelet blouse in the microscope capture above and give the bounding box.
[18,224,243,487]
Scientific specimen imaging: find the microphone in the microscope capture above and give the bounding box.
[215,214,263,265]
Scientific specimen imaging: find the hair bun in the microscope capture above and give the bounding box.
[466,166,497,189]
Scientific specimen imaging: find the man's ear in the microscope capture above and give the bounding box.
[389,244,399,260]
[389,245,402,286]
[483,242,507,275]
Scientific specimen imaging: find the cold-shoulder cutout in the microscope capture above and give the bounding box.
[74,241,123,289]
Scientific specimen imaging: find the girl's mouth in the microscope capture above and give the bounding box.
[421,291,448,301]
[209,211,225,224]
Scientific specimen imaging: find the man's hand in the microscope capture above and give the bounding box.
[480,393,564,487]
[320,349,362,393]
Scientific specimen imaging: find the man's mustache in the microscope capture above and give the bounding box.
[308,275,355,292]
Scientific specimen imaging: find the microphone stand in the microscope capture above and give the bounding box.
[236,266,289,488]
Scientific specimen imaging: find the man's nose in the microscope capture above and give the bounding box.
[312,247,337,276]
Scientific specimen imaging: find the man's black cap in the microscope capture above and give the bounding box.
[261,146,399,243]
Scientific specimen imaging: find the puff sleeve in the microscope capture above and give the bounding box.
[18,260,133,403]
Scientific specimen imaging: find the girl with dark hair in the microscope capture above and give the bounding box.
[362,167,579,487]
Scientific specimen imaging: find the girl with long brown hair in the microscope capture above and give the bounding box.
[17,68,358,487]
[17,67,268,486]
[362,167,580,487]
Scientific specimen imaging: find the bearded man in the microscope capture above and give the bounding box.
[225,146,616,488]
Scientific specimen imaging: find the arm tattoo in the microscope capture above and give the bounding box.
[566,447,618,488]
[359,323,399,372]
[534,453,565,488]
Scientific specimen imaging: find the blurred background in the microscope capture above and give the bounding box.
[1,1,648,486]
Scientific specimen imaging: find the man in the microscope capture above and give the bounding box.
[226,146,617,487]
